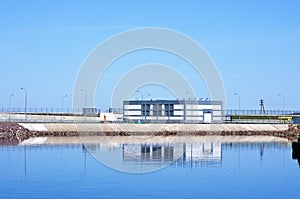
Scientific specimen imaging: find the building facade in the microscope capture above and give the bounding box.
[123,99,223,123]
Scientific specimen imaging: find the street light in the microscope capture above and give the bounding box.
[9,93,14,122]
[136,90,144,120]
[62,95,68,110]
[80,89,87,108]
[9,93,14,109]
[146,93,151,99]
[20,87,27,121]
[234,93,241,122]
[186,91,193,122]
[20,87,27,112]
[136,90,151,121]
[278,94,285,110]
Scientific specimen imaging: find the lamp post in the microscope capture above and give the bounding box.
[62,94,68,110]
[186,91,194,123]
[234,93,241,122]
[278,94,285,111]
[136,90,151,121]
[9,93,14,122]
[136,90,144,121]
[20,87,27,112]
[80,89,87,108]
[20,87,27,121]
[9,93,14,109]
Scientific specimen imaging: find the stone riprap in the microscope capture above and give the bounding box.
[1,123,300,142]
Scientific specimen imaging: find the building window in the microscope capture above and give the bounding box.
[141,144,150,160]
[141,104,150,116]
[153,104,162,116]
[165,104,174,116]
[164,146,174,161]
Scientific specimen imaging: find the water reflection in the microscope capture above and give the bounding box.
[0,137,20,146]
[121,142,222,168]
[80,136,290,172]
[0,136,295,174]
[292,141,300,166]
[1,137,299,199]
[82,138,224,172]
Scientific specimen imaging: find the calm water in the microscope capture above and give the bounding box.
[1,137,300,199]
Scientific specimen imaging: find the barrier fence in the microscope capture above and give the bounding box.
[0,108,299,123]
[224,109,299,116]
[0,107,101,123]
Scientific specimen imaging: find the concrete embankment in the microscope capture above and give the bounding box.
[1,123,300,141]
[18,123,300,139]
[20,123,288,132]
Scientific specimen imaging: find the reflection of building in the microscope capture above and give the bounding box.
[174,143,222,167]
[122,142,222,167]
[183,143,221,161]
[123,99,222,123]
[123,144,180,162]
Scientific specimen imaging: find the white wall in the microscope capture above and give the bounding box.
[192,105,222,110]
[124,110,141,116]
[174,104,184,109]
[124,105,141,109]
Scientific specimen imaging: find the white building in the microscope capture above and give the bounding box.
[123,99,223,123]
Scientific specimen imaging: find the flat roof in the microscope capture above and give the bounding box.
[124,99,222,105]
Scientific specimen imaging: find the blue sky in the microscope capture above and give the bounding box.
[0,0,299,111]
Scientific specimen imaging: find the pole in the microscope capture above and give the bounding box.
[9,93,14,108]
[279,94,285,111]
[80,89,87,108]
[137,90,144,121]
[62,94,68,110]
[9,93,14,122]
[21,87,27,121]
[234,93,240,122]
[146,93,151,120]
[186,91,194,123]
[80,89,87,121]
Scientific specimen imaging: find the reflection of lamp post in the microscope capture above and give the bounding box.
[24,145,27,178]
[21,87,27,121]
[62,94,68,109]
[234,93,241,122]
[279,94,285,111]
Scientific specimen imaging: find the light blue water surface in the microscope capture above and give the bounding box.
[0,142,299,199]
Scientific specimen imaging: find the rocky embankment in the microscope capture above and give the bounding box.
[281,124,300,140]
[1,123,300,144]
[154,124,300,139]
[0,123,32,145]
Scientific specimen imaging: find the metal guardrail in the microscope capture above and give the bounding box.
[0,108,299,123]
[1,108,298,115]
[223,109,299,124]
[0,107,83,114]
[0,108,101,123]
[224,109,299,116]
